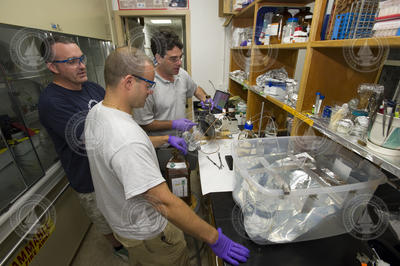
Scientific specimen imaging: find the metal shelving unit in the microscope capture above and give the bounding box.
[312,117,400,178]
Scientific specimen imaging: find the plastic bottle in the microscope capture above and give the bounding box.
[165,149,192,205]
[282,18,299,44]
[238,120,257,139]
[259,12,273,45]
[293,26,308,43]
[269,8,291,44]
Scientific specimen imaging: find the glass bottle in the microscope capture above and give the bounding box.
[165,149,192,205]
[238,121,257,139]
[269,7,291,44]
[295,7,313,34]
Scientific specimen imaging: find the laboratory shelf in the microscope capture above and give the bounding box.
[312,117,400,178]
[311,36,400,48]
[248,86,313,126]
[233,1,256,18]
[255,42,308,49]
[229,75,250,90]
[231,46,252,50]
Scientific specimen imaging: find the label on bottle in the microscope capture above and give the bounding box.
[166,162,186,169]
[305,15,313,19]
[171,177,188,197]
[269,23,279,36]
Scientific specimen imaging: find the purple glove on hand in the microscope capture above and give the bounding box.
[172,118,197,132]
[201,97,215,111]
[209,228,250,265]
[168,136,187,155]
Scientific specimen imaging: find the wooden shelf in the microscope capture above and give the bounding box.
[255,42,308,49]
[311,36,400,48]
[229,75,250,89]
[248,87,314,126]
[257,0,315,4]
[231,46,252,50]
[233,1,256,18]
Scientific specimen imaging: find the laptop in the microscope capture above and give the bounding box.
[211,90,230,114]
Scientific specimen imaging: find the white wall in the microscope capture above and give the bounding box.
[189,0,227,96]
[0,0,111,40]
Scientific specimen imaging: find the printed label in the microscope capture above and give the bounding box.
[305,15,313,19]
[172,177,188,197]
[269,23,279,36]
[166,162,187,169]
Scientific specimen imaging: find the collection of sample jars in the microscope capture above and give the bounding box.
[260,7,313,45]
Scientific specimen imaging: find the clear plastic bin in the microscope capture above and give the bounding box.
[232,137,386,244]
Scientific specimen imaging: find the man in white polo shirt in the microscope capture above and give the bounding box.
[133,31,213,137]
[84,47,249,266]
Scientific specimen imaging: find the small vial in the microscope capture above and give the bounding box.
[314,92,321,114]
[316,95,325,114]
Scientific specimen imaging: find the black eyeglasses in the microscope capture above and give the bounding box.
[52,55,87,66]
[131,74,156,89]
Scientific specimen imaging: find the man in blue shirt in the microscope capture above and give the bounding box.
[38,36,129,261]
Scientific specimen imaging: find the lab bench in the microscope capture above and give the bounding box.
[197,138,400,266]
[208,191,399,266]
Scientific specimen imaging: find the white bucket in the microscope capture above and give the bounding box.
[368,113,400,151]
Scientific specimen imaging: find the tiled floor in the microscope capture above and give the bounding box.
[70,170,212,266]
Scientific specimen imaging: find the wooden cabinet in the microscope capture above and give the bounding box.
[227,0,400,177]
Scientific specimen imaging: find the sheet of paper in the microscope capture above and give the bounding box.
[198,139,236,195]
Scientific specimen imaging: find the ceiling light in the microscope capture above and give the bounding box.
[150,19,172,24]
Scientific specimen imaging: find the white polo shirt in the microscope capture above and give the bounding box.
[133,68,197,136]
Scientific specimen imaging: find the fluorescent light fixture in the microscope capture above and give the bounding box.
[150,19,172,24]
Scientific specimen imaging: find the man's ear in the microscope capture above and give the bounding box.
[47,62,59,74]
[155,54,162,64]
[123,75,135,91]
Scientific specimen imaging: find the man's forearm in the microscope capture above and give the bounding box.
[149,136,169,148]
[146,183,218,245]
[194,86,208,102]
[141,120,173,132]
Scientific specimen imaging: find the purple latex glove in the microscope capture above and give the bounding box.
[168,136,187,155]
[201,97,215,111]
[209,228,250,265]
[172,118,197,132]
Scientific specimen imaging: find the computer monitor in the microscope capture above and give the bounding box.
[213,90,230,111]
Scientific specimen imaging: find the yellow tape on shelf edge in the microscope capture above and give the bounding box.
[10,219,55,266]
[282,105,314,127]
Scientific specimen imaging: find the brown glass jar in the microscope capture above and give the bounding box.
[269,7,291,44]
[165,149,192,206]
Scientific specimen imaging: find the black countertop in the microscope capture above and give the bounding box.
[209,192,375,266]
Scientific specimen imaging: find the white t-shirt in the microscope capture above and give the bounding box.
[133,68,197,136]
[84,102,167,240]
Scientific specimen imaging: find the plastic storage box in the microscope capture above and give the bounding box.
[232,137,386,244]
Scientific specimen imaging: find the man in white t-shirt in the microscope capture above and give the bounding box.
[85,47,249,266]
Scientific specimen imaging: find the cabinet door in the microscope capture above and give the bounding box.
[0,80,45,186]
[0,128,27,215]
[11,78,59,171]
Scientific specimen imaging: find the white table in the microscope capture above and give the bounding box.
[197,139,236,195]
